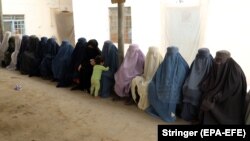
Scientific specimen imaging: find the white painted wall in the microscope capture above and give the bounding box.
[2,0,73,41]
[73,0,250,87]
[72,0,163,54]
[204,0,250,88]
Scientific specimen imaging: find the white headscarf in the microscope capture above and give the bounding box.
[131,46,163,110]
[7,34,22,70]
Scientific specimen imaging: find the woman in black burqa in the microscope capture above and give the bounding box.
[2,36,15,67]
[200,50,247,124]
[39,38,59,80]
[70,38,87,86]
[71,39,101,93]
[19,35,40,75]
[16,35,29,71]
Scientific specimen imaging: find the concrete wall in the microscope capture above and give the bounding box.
[73,0,250,88]
[72,0,163,54]
[204,0,250,89]
[2,0,73,43]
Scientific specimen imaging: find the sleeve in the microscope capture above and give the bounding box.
[101,66,109,71]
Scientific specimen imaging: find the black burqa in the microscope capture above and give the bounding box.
[2,36,15,67]
[20,35,40,75]
[16,35,29,71]
[77,39,101,91]
[200,50,247,124]
[40,38,59,79]
[70,38,87,84]
[31,37,48,76]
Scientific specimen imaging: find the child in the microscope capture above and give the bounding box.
[90,56,109,97]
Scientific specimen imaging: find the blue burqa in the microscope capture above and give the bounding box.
[100,41,118,98]
[181,48,213,121]
[146,46,189,122]
[40,38,59,79]
[52,40,74,86]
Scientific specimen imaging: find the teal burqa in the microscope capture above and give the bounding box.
[146,46,189,122]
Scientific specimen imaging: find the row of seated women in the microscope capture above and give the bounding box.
[0,31,249,125]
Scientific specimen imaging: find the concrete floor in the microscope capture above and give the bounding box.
[0,68,189,141]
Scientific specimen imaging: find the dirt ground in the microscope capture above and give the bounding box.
[0,68,189,141]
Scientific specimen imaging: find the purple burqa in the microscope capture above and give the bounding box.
[114,44,145,97]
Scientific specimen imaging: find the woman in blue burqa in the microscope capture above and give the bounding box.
[52,40,74,87]
[147,46,189,122]
[40,38,59,80]
[181,48,213,122]
[71,39,101,93]
[99,40,118,98]
[70,38,87,86]
[200,50,247,124]
[19,35,40,75]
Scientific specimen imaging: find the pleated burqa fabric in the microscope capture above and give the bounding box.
[33,37,48,75]
[16,35,29,71]
[0,31,12,63]
[245,91,250,125]
[181,48,213,121]
[100,41,119,98]
[245,91,250,124]
[146,46,189,122]
[40,37,49,58]
[52,40,74,87]
[20,35,40,75]
[2,36,15,67]
[7,34,22,70]
[200,50,247,124]
[131,47,163,110]
[40,38,59,79]
[70,38,87,83]
[114,44,145,97]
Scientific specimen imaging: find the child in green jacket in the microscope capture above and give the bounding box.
[90,56,109,97]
